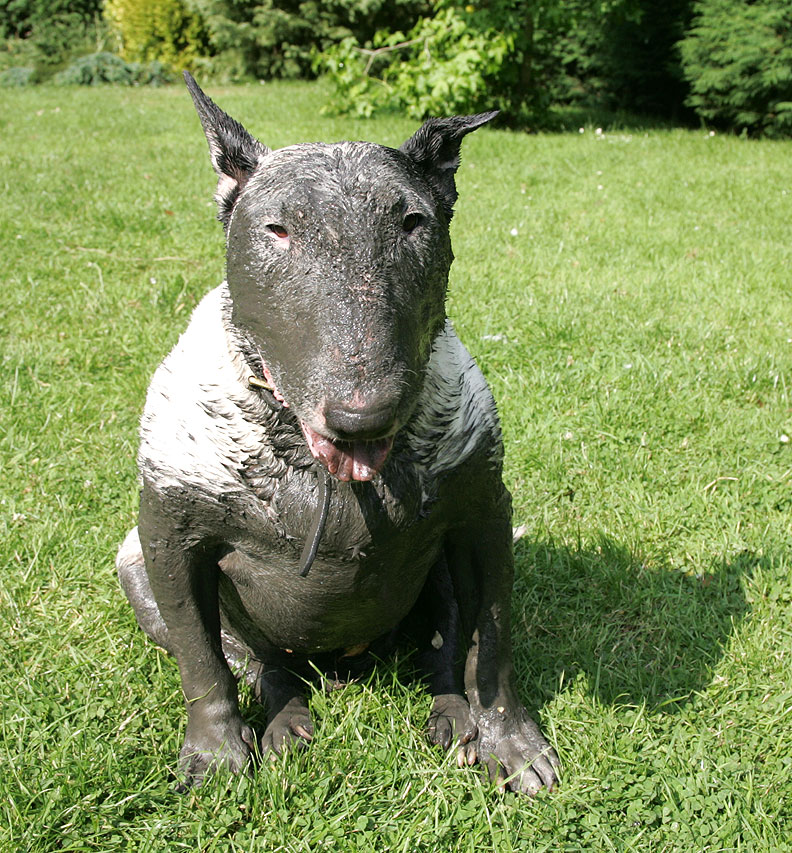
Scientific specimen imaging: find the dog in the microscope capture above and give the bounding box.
[116,72,560,795]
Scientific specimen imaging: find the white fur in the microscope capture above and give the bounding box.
[139,287,501,496]
[139,284,275,495]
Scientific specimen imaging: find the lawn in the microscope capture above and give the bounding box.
[1,81,791,851]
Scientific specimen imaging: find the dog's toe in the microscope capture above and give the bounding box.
[427,693,477,752]
[261,707,314,757]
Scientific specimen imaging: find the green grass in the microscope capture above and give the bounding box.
[1,81,791,851]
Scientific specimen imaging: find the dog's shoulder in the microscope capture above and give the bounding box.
[405,321,503,477]
[138,284,274,496]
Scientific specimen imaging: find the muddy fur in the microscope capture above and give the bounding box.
[116,73,560,795]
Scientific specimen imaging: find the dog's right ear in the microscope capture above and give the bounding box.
[399,111,498,221]
[184,71,271,229]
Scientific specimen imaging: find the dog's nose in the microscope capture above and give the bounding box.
[323,400,396,441]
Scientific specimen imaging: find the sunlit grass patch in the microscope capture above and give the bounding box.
[1,82,791,851]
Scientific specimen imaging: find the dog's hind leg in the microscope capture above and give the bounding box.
[215,551,315,757]
[408,554,479,765]
[116,527,173,653]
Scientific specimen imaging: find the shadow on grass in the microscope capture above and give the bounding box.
[236,534,752,744]
[536,105,697,134]
[512,536,754,713]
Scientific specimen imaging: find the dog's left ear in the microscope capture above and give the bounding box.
[184,71,271,229]
[399,111,498,220]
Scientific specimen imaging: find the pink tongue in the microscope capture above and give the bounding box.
[300,422,393,482]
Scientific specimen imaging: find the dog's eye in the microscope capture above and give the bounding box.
[402,213,421,233]
[267,224,289,240]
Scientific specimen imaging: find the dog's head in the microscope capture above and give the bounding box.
[185,73,495,482]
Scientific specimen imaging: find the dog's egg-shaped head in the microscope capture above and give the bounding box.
[184,73,496,481]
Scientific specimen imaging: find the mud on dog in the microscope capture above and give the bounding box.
[117,72,560,794]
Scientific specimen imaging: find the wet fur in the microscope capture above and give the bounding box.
[117,74,560,794]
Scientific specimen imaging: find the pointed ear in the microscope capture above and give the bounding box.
[399,111,498,219]
[184,71,271,229]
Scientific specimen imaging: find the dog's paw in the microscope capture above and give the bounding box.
[261,701,314,757]
[177,717,256,789]
[427,693,478,766]
[474,706,560,796]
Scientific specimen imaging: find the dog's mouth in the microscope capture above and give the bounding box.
[252,361,394,482]
[300,422,393,482]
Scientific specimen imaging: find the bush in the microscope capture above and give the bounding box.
[318,0,696,124]
[0,65,35,86]
[0,1,108,74]
[53,51,175,85]
[0,0,103,40]
[548,0,693,118]
[104,0,210,70]
[54,52,136,84]
[187,0,430,81]
[679,0,792,136]
[318,0,542,121]
[133,59,174,85]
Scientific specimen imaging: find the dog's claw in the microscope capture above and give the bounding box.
[261,706,315,756]
[176,718,256,788]
[474,707,560,795]
[427,693,478,754]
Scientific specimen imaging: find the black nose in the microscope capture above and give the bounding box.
[323,400,396,441]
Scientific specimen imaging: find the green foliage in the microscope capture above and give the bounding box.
[0,64,33,85]
[133,57,175,85]
[0,0,103,39]
[54,51,135,85]
[679,0,792,136]
[104,0,210,70]
[319,0,543,120]
[548,0,693,118]
[53,51,175,85]
[185,0,430,81]
[0,0,110,75]
[318,0,693,122]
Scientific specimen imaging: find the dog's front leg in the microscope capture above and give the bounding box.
[138,487,255,787]
[449,491,560,795]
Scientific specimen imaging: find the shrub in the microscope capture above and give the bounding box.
[318,0,695,124]
[0,0,110,76]
[104,0,210,70]
[318,0,542,121]
[54,51,136,84]
[132,59,175,85]
[0,65,35,86]
[186,0,430,81]
[548,0,693,118]
[0,0,103,40]
[679,0,792,136]
[53,51,175,85]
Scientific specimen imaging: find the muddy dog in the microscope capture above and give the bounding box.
[116,72,560,794]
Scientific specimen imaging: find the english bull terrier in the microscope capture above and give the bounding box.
[116,72,560,794]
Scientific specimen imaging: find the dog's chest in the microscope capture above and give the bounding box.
[238,440,430,559]
[220,457,445,652]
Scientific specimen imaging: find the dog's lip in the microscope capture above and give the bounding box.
[300,421,394,482]
[260,362,289,406]
[251,361,394,481]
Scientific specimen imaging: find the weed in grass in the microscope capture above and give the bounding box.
[1,83,791,851]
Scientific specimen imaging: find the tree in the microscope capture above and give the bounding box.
[550,0,693,118]
[679,0,792,136]
[319,0,573,121]
[318,0,694,122]
[186,0,430,80]
[104,0,209,70]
